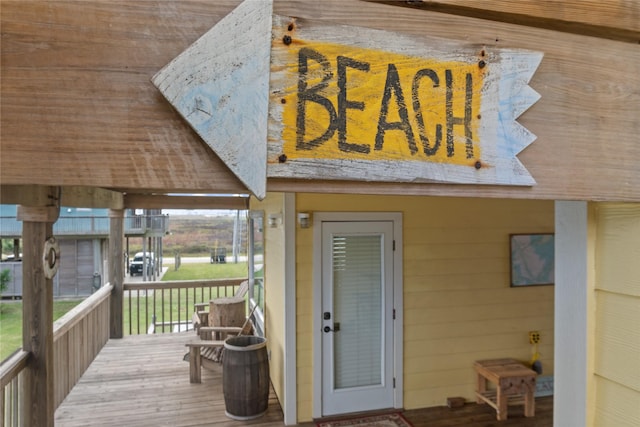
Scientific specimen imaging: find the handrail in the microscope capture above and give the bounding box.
[123,278,246,291]
[1,349,28,427]
[53,284,113,338]
[0,350,29,389]
[2,283,114,424]
[52,283,113,408]
[123,277,248,335]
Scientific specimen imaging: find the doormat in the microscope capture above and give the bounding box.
[317,412,413,427]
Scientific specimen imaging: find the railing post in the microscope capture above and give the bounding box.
[18,194,59,427]
[109,209,124,338]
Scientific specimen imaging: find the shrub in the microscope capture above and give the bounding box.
[0,269,10,296]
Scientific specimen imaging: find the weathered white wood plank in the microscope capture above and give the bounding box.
[152,0,273,199]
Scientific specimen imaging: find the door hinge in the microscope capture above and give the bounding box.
[393,240,396,251]
[393,309,396,320]
[393,377,396,388]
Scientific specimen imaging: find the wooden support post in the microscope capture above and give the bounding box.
[13,238,20,259]
[142,235,147,282]
[148,235,153,280]
[109,209,124,338]
[126,237,130,275]
[17,202,59,427]
[189,346,202,384]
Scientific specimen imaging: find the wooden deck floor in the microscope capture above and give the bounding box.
[55,333,552,426]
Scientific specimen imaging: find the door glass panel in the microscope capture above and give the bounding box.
[332,234,382,389]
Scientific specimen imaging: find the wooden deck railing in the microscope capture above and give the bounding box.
[1,278,246,424]
[52,284,113,408]
[0,214,170,237]
[123,278,247,335]
[0,350,29,427]
[0,283,113,425]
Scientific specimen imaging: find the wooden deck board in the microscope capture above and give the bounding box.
[55,333,285,427]
[55,332,552,426]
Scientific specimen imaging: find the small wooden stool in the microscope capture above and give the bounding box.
[474,358,537,421]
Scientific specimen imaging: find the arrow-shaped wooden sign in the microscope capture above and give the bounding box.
[153,0,543,199]
[152,0,273,199]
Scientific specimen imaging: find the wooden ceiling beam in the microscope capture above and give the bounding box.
[0,185,57,207]
[61,186,124,209]
[124,194,249,210]
[1,185,124,209]
[362,0,640,44]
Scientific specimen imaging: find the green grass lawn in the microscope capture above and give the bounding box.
[125,261,249,334]
[0,261,248,361]
[161,261,247,281]
[0,299,82,361]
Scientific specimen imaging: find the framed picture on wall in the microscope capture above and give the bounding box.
[510,234,555,286]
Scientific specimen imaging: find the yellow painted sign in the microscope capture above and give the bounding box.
[281,41,484,167]
[153,1,542,197]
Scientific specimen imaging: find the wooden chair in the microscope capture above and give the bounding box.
[192,280,249,336]
[185,305,256,384]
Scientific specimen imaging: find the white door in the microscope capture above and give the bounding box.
[320,221,395,416]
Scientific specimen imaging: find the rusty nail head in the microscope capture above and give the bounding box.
[288,23,295,31]
[478,60,486,68]
[283,35,292,45]
[278,154,288,163]
[281,98,287,104]
[475,161,482,170]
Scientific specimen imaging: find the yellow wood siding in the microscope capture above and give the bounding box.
[592,203,640,426]
[593,377,640,427]
[294,194,554,420]
[295,221,315,419]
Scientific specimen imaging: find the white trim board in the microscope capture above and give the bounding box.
[312,212,403,418]
[283,193,297,425]
[554,201,589,427]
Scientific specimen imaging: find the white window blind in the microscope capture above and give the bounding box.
[332,234,383,389]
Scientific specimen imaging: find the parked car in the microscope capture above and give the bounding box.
[129,252,154,276]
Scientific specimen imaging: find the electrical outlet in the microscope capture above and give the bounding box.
[529,331,540,344]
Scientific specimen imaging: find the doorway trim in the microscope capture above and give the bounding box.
[312,212,403,419]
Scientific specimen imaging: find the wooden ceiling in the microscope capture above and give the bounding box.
[2,0,639,207]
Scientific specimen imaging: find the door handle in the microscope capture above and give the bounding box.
[323,323,340,333]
